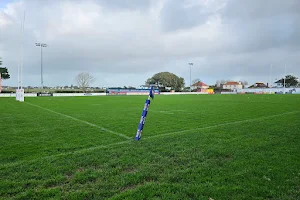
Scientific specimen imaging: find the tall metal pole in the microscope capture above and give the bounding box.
[41,45,43,89]
[270,64,273,88]
[188,63,193,92]
[0,73,2,93]
[190,64,191,92]
[283,64,286,94]
[17,13,24,90]
[20,10,25,90]
[269,64,272,93]
[36,43,47,90]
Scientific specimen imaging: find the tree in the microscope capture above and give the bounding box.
[0,58,10,93]
[145,72,185,91]
[240,80,248,88]
[220,80,226,84]
[240,80,248,86]
[216,80,226,88]
[75,72,95,92]
[275,75,299,87]
[192,78,201,85]
[0,58,10,80]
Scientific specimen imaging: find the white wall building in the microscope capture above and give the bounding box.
[222,81,243,90]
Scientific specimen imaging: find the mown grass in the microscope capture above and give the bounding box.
[0,94,300,199]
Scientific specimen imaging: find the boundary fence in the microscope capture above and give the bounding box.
[1,88,300,98]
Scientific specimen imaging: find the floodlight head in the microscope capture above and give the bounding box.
[35,43,48,47]
[188,62,193,65]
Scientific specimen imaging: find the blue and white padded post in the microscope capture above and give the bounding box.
[135,86,154,140]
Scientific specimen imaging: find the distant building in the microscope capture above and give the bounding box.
[191,81,209,92]
[248,82,268,88]
[222,81,243,90]
[274,80,284,88]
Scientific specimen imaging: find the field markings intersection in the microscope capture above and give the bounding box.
[1,109,299,168]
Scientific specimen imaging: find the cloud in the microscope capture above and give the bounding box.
[0,0,299,87]
[159,0,227,32]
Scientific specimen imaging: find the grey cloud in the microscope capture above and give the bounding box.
[24,0,152,11]
[220,0,300,53]
[159,0,225,32]
[223,0,300,20]
[94,0,152,10]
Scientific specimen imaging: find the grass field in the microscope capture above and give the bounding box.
[1,94,300,199]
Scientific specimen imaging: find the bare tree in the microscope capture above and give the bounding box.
[240,80,248,88]
[216,80,226,88]
[192,78,201,85]
[240,80,248,86]
[220,80,226,84]
[75,72,95,92]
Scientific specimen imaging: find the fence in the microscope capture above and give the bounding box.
[0,93,37,97]
[1,89,300,98]
[237,88,300,94]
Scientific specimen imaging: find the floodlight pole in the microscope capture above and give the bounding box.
[35,43,47,90]
[283,64,286,94]
[41,45,43,89]
[188,63,193,92]
[269,64,272,93]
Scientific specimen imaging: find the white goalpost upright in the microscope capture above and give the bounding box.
[16,11,25,102]
[283,64,287,94]
[0,73,2,93]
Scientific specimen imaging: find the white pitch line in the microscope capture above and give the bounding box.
[151,110,174,115]
[1,110,299,168]
[145,110,300,140]
[25,102,130,140]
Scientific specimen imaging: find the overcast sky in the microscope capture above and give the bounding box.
[0,0,299,88]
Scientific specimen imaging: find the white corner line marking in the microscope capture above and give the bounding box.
[25,102,130,140]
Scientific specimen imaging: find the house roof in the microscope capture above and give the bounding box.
[248,82,268,88]
[224,81,241,85]
[192,81,207,87]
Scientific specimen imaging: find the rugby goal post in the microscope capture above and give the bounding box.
[16,89,24,102]
[0,73,2,93]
